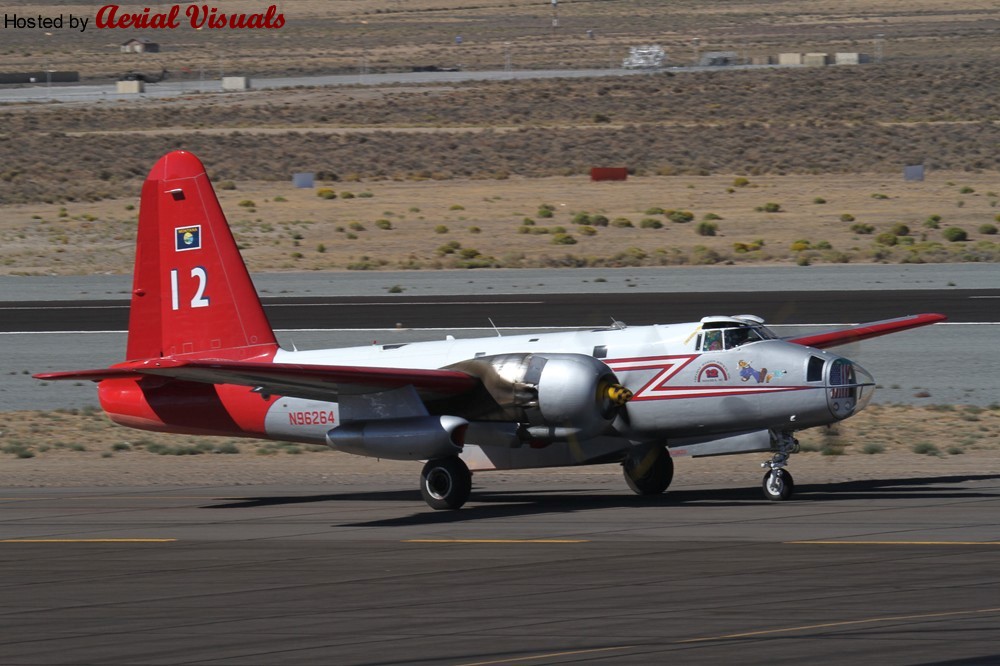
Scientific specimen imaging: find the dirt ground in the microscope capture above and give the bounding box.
[3,447,998,493]
[3,170,998,275]
[1,404,996,488]
[2,0,997,80]
[3,2,998,272]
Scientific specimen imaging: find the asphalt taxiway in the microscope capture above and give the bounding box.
[1,472,999,665]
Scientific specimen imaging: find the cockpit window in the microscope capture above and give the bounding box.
[724,328,752,348]
[703,330,723,351]
[700,325,772,351]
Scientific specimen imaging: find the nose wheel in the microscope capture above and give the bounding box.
[762,468,794,501]
[760,432,799,501]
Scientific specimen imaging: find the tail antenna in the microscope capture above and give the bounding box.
[488,317,502,337]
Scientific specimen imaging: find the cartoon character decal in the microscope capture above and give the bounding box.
[738,360,785,384]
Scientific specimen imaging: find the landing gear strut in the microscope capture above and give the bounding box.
[420,456,472,510]
[760,432,799,501]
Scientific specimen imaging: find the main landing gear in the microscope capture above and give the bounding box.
[420,456,472,510]
[760,432,799,501]
[623,443,674,495]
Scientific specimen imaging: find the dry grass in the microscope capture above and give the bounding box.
[3,61,1000,207]
[2,169,998,274]
[1,1,997,271]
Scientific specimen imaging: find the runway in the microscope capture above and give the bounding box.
[2,472,999,665]
[1,288,996,332]
[0,289,1000,332]
[6,282,998,409]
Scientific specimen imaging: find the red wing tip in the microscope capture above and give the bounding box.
[147,150,207,182]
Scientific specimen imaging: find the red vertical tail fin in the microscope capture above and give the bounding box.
[126,151,277,361]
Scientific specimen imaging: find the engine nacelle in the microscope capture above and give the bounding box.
[326,415,467,461]
[449,353,628,441]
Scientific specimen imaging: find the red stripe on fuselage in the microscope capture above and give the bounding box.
[628,385,811,401]
[608,354,699,401]
[607,354,806,401]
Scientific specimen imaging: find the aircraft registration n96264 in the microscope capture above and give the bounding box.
[35,151,946,510]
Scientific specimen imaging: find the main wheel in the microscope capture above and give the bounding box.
[420,456,472,510]
[623,444,674,495]
[762,469,794,501]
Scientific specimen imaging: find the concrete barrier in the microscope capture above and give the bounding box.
[116,80,144,94]
[222,76,250,91]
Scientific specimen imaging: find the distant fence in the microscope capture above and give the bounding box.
[0,71,79,84]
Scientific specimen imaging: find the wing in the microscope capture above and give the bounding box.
[785,313,946,350]
[34,359,480,403]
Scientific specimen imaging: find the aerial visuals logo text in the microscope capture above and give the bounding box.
[3,4,285,32]
[96,4,285,30]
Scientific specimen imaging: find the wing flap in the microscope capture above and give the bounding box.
[36,359,479,403]
[786,313,946,349]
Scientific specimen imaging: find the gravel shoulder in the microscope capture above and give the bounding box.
[3,448,996,493]
[2,404,996,489]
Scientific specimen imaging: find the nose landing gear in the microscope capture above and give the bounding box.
[762,467,794,501]
[760,432,799,501]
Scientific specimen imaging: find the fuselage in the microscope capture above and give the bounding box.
[97,315,873,471]
[265,318,872,444]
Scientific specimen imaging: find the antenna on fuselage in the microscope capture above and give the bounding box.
[488,317,502,337]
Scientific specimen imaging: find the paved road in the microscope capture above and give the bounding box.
[1,474,999,665]
[0,65,800,104]
[1,288,994,333]
[0,68,657,104]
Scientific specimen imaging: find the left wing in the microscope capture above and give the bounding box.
[34,359,480,403]
[786,313,946,350]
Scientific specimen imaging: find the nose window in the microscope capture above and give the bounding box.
[829,359,857,398]
[807,356,825,382]
[828,358,875,419]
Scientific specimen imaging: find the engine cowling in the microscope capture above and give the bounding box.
[448,353,630,441]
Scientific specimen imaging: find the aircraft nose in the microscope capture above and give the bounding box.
[827,357,875,419]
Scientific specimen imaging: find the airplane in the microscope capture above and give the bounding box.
[35,151,946,510]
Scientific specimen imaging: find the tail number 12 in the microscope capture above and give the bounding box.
[170,267,210,310]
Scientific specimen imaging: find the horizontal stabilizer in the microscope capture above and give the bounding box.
[34,368,144,382]
[35,359,479,403]
[786,313,946,349]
